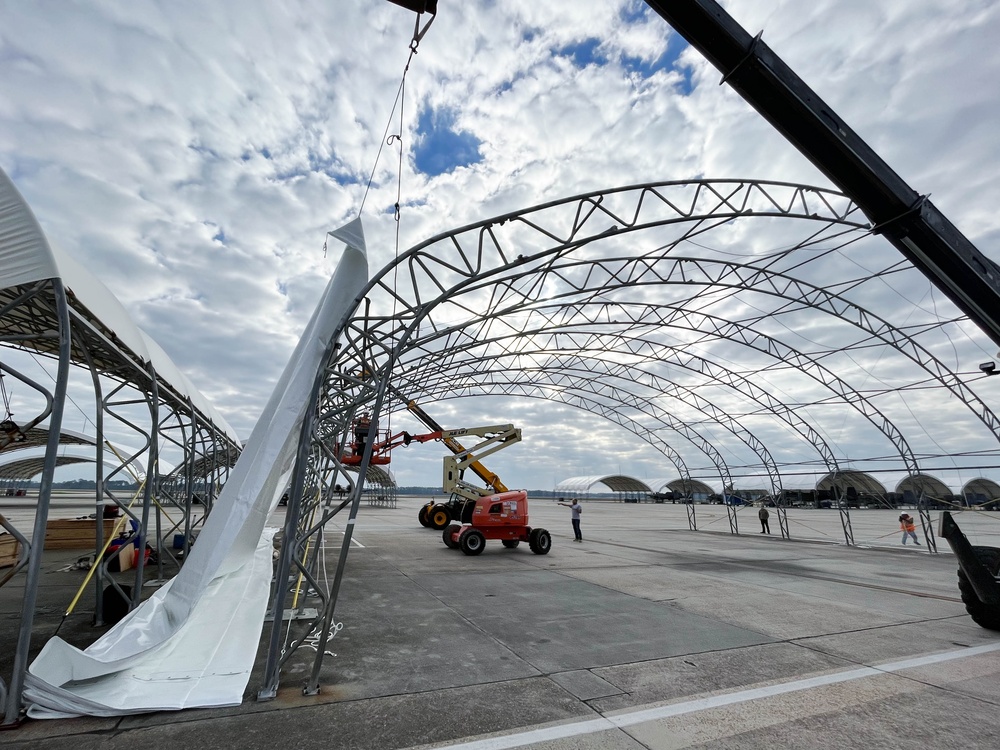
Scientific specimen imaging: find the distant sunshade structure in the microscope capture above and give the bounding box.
[24,218,369,717]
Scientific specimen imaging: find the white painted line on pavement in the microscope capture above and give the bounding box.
[332,530,365,548]
[426,641,1000,750]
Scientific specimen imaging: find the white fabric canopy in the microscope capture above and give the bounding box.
[554,474,654,494]
[0,167,240,446]
[24,218,369,717]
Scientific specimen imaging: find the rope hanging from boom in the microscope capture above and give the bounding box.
[324,1,435,258]
[356,1,436,220]
[335,0,438,445]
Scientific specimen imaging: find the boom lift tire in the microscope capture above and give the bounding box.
[501,540,520,549]
[443,525,460,549]
[460,528,486,556]
[957,546,1000,631]
[429,504,451,529]
[528,528,551,555]
[418,505,431,527]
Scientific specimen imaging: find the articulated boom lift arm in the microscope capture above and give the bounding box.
[346,394,520,502]
[405,400,516,496]
[437,424,521,501]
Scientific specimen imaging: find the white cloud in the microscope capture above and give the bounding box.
[2,0,1000,494]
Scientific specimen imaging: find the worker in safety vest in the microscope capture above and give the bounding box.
[898,513,920,546]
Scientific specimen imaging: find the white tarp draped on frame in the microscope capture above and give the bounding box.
[24,218,369,717]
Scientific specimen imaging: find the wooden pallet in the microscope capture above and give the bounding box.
[0,533,20,568]
[43,518,118,550]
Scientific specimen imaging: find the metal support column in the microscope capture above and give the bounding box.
[1,279,70,727]
[916,493,938,554]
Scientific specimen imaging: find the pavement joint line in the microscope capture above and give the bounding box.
[414,642,1000,750]
[790,613,975,643]
[572,537,961,602]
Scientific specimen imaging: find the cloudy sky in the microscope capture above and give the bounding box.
[2,0,1000,492]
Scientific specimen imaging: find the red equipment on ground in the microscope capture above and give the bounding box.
[441,489,551,556]
[338,401,548,554]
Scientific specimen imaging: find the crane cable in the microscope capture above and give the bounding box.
[322,8,434,232]
[332,7,434,448]
[358,7,434,232]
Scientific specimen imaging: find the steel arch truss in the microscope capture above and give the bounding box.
[0,277,242,725]
[263,179,1000,695]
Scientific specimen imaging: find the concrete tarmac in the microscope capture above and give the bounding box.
[4,496,1000,749]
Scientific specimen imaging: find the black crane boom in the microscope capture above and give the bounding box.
[643,0,1000,349]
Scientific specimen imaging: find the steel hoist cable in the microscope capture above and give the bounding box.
[348,6,435,445]
[321,6,434,252]
[357,7,434,220]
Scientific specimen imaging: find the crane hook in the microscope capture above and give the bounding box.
[385,0,437,53]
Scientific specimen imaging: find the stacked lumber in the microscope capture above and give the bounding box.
[43,518,117,550]
[0,533,19,567]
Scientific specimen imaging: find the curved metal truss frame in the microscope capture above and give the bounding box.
[260,179,1000,697]
[0,278,241,726]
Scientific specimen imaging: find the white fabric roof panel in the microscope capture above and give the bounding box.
[0,167,60,289]
[554,475,653,493]
[895,473,952,498]
[0,444,164,479]
[667,479,717,496]
[963,478,1000,499]
[0,455,92,481]
[816,470,887,496]
[0,167,239,446]
[0,455,148,482]
[645,477,720,495]
[646,477,675,494]
[554,476,606,493]
[0,167,150,359]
